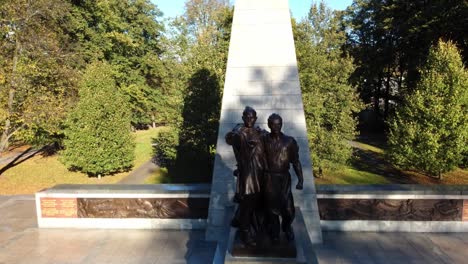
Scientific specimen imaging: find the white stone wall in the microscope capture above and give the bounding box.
[206,0,322,244]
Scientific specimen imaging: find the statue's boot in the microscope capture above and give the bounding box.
[269,224,280,243]
[240,230,256,247]
[284,226,294,241]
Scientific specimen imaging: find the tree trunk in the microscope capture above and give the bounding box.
[374,74,383,120]
[384,70,391,120]
[0,39,20,153]
[151,114,156,129]
[0,119,11,152]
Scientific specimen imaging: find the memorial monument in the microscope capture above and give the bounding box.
[206,0,322,259]
[223,108,307,259]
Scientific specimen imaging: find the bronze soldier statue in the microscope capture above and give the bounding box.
[263,113,303,241]
[225,106,267,246]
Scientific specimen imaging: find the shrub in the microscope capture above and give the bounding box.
[61,62,135,176]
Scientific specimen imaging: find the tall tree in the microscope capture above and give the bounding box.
[0,0,77,151]
[388,40,468,178]
[68,0,166,128]
[61,62,134,176]
[294,1,362,172]
[346,0,467,128]
[153,0,233,181]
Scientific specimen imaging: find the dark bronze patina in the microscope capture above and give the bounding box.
[77,198,209,219]
[226,106,267,247]
[264,113,304,242]
[318,199,463,221]
[226,107,304,250]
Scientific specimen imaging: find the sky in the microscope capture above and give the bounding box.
[153,0,353,20]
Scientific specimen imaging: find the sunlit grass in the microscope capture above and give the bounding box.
[0,128,162,195]
[350,141,384,154]
[315,167,391,185]
[133,128,163,167]
[143,167,171,184]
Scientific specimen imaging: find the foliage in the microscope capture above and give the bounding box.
[152,128,179,167]
[388,40,468,177]
[61,62,135,176]
[0,0,78,151]
[294,2,362,171]
[153,0,232,182]
[345,0,467,126]
[68,0,166,127]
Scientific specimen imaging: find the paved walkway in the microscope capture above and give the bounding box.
[0,195,216,264]
[117,160,159,184]
[1,195,467,263]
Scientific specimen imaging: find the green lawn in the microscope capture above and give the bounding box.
[0,128,161,195]
[315,167,391,185]
[316,136,468,185]
[133,128,160,167]
[144,167,171,184]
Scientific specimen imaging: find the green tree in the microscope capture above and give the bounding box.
[294,1,362,172]
[61,62,135,176]
[346,0,467,127]
[68,0,166,128]
[152,0,232,181]
[0,0,77,151]
[388,40,468,178]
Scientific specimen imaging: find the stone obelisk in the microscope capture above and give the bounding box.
[206,0,322,245]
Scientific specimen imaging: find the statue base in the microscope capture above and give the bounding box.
[231,230,296,258]
[225,227,306,263]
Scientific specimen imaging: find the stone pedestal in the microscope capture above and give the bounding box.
[225,228,304,264]
[206,0,322,245]
[230,230,296,259]
[36,184,210,229]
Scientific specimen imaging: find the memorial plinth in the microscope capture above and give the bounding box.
[206,0,322,248]
[36,184,210,229]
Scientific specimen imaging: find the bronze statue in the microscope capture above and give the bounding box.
[225,106,267,246]
[226,109,303,247]
[263,113,303,242]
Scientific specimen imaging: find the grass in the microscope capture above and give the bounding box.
[317,135,468,185]
[315,167,391,185]
[396,168,468,185]
[133,128,161,167]
[143,167,170,184]
[349,141,384,154]
[0,128,162,195]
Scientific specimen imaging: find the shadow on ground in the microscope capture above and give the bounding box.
[351,134,417,184]
[0,147,43,175]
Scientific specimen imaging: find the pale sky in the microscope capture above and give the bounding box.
[153,0,353,20]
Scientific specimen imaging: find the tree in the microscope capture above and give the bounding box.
[61,62,135,176]
[346,0,467,128]
[388,40,468,178]
[152,0,233,181]
[0,0,77,151]
[68,0,166,128]
[294,1,362,172]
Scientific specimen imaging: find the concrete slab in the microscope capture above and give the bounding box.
[1,196,468,263]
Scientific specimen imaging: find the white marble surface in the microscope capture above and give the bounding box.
[321,220,468,232]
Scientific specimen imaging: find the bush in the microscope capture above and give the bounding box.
[152,128,179,167]
[61,62,135,176]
